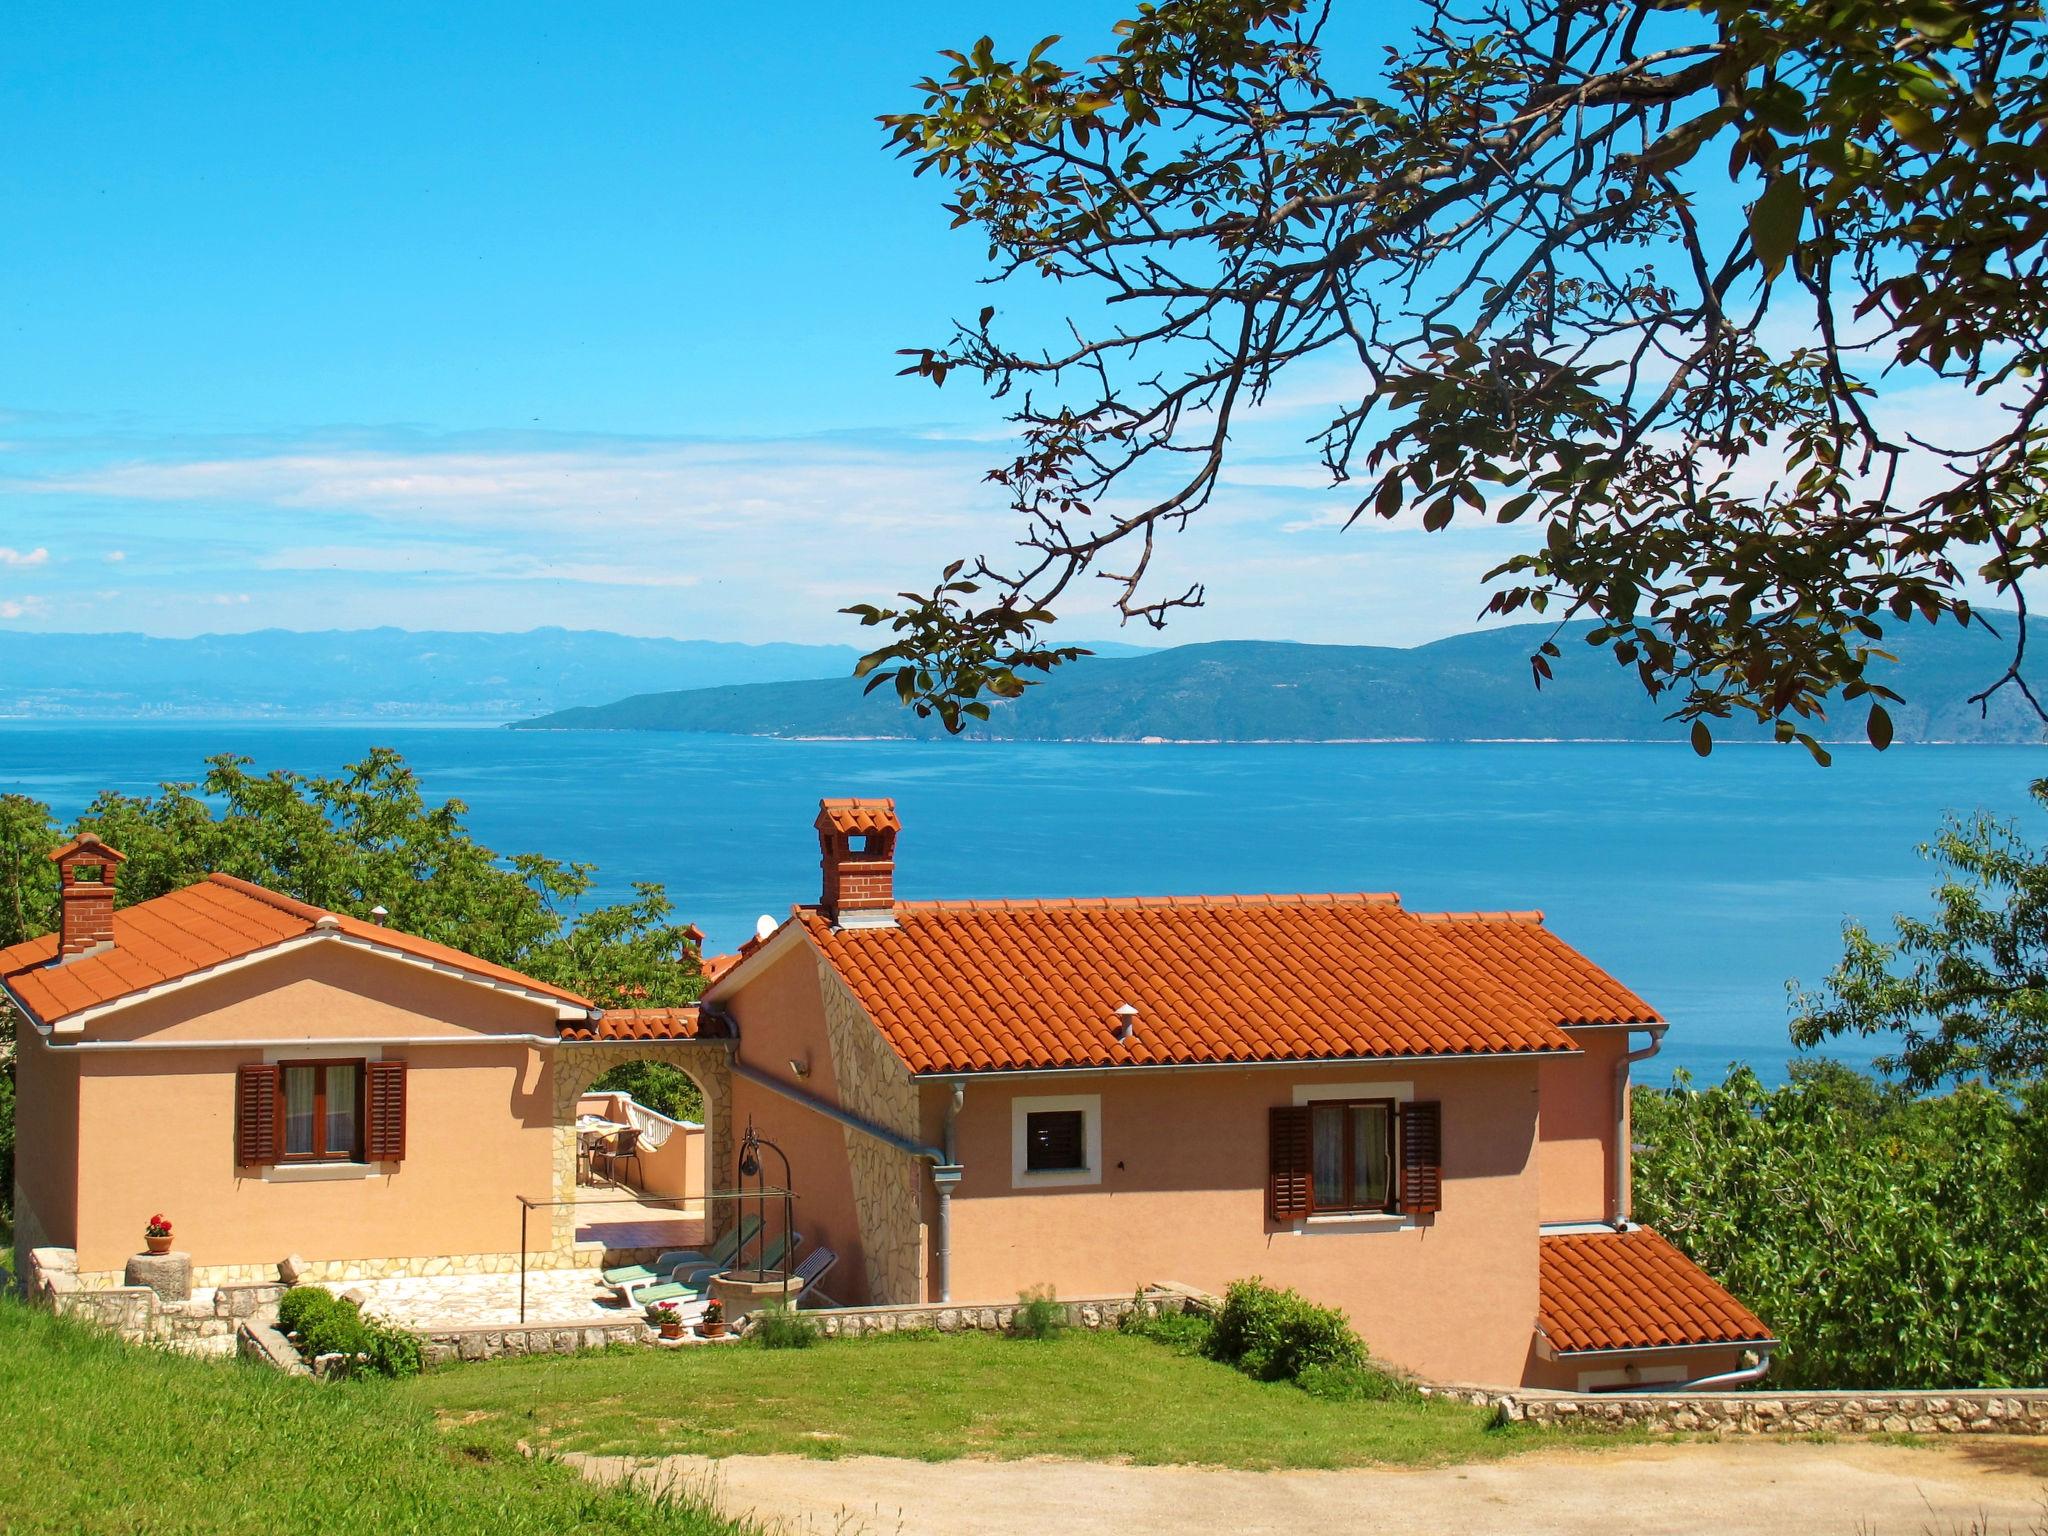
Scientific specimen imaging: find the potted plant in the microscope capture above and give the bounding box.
[144,1214,173,1256]
[697,1299,728,1339]
[645,1300,685,1341]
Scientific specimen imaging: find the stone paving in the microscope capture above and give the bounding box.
[331,1266,696,1331]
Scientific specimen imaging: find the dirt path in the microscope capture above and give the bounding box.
[573,1439,2048,1536]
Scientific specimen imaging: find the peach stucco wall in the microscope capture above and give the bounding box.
[59,945,559,1276]
[928,1059,1548,1386]
[722,937,882,1303]
[1537,1027,1634,1225]
[13,1029,81,1255]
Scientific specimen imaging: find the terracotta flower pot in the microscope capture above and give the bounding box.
[697,1320,728,1339]
[659,1320,684,1340]
[145,1234,172,1255]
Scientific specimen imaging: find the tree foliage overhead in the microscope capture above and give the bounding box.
[0,749,703,1009]
[1793,775,2048,1088]
[1633,1063,2048,1389]
[861,0,2048,759]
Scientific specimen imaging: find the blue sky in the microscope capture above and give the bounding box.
[0,3,2010,648]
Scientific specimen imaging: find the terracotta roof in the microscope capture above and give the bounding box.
[785,894,1657,1075]
[699,952,742,985]
[558,1006,716,1043]
[815,798,900,836]
[0,873,592,1026]
[1538,1229,1773,1354]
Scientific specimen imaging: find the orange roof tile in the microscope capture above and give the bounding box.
[1538,1229,1774,1353]
[0,873,591,1026]
[785,894,1656,1075]
[558,1005,717,1043]
[815,798,900,836]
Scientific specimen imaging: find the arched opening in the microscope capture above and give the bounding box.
[547,1042,733,1266]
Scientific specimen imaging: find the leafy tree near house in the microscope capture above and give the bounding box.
[1791,777,2048,1089]
[858,0,2048,759]
[0,750,707,1216]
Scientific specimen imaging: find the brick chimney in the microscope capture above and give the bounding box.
[815,798,900,929]
[50,833,125,960]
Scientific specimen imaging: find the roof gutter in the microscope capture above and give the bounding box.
[1632,1348,1776,1393]
[41,1032,562,1053]
[1612,1022,1668,1227]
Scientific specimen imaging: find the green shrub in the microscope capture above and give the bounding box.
[365,1321,424,1379]
[276,1286,340,1338]
[1119,1301,1214,1356]
[1294,1361,1419,1403]
[1205,1278,1364,1382]
[746,1303,818,1350]
[1010,1285,1066,1340]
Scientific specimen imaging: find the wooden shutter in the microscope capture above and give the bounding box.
[236,1064,279,1167]
[1399,1099,1443,1215]
[365,1060,408,1162]
[1268,1105,1312,1220]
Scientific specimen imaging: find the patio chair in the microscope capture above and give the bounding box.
[602,1213,760,1289]
[599,1127,644,1188]
[783,1245,838,1309]
[631,1228,800,1307]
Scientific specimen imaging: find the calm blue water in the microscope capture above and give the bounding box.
[2,723,2039,1085]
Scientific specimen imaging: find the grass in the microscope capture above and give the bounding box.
[0,1298,757,1535]
[405,1328,1600,1470]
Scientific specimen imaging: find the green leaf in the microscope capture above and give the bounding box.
[1690,720,1713,757]
[1867,702,1894,751]
[1749,175,1804,280]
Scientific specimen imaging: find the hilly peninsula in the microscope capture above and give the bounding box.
[511,618,2048,745]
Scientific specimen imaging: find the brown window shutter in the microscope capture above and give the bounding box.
[365,1060,408,1162]
[1400,1099,1443,1215]
[236,1064,279,1166]
[1268,1105,1312,1220]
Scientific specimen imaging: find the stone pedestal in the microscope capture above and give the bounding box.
[124,1251,192,1302]
[709,1268,795,1323]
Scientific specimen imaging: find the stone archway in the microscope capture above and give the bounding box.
[550,1042,734,1261]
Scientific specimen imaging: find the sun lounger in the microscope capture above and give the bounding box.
[601,1213,759,1288]
[633,1229,798,1307]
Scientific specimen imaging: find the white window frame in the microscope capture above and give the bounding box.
[1011,1093,1102,1188]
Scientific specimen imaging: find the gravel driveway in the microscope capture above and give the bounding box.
[573,1439,2048,1536]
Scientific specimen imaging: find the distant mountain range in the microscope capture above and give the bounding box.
[0,628,863,719]
[513,618,2048,745]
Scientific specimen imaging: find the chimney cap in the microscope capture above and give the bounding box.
[48,833,126,868]
[815,798,900,837]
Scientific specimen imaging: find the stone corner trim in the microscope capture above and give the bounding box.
[1424,1383,2048,1437]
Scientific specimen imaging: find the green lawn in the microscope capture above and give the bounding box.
[405,1328,1584,1470]
[0,1299,756,1535]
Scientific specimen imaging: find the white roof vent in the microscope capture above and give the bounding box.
[1114,1001,1139,1042]
[369,905,389,926]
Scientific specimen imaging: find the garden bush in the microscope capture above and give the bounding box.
[1009,1285,1066,1340]
[745,1303,818,1350]
[276,1286,340,1338]
[1204,1278,1363,1382]
[275,1287,420,1379]
[1294,1361,1420,1403]
[1118,1300,1214,1356]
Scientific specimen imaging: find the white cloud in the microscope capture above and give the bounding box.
[0,596,48,619]
[0,546,48,566]
[104,549,125,563]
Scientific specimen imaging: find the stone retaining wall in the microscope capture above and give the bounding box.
[237,1319,311,1376]
[808,1285,1204,1339]
[26,1246,284,1354]
[1427,1384,2048,1436]
[417,1319,648,1368]
[76,1246,593,1291]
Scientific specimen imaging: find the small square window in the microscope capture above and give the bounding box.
[1024,1109,1087,1173]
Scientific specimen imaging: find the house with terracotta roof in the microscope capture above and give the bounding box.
[703,799,1774,1390]
[6,810,1772,1390]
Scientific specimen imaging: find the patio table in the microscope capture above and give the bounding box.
[576,1117,628,1185]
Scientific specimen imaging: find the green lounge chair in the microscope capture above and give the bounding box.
[601,1214,760,1289]
[633,1229,799,1307]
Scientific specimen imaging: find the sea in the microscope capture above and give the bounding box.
[3,722,2041,1086]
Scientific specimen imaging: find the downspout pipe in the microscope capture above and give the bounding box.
[1611,1022,1668,1228]
[726,1045,965,1302]
[1634,1349,1775,1393]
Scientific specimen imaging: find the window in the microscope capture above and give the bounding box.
[1024,1109,1087,1173]
[1268,1098,1441,1221]
[1308,1099,1395,1214]
[279,1061,363,1163]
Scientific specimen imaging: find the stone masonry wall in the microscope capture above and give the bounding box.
[26,1246,284,1354]
[1427,1383,2048,1437]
